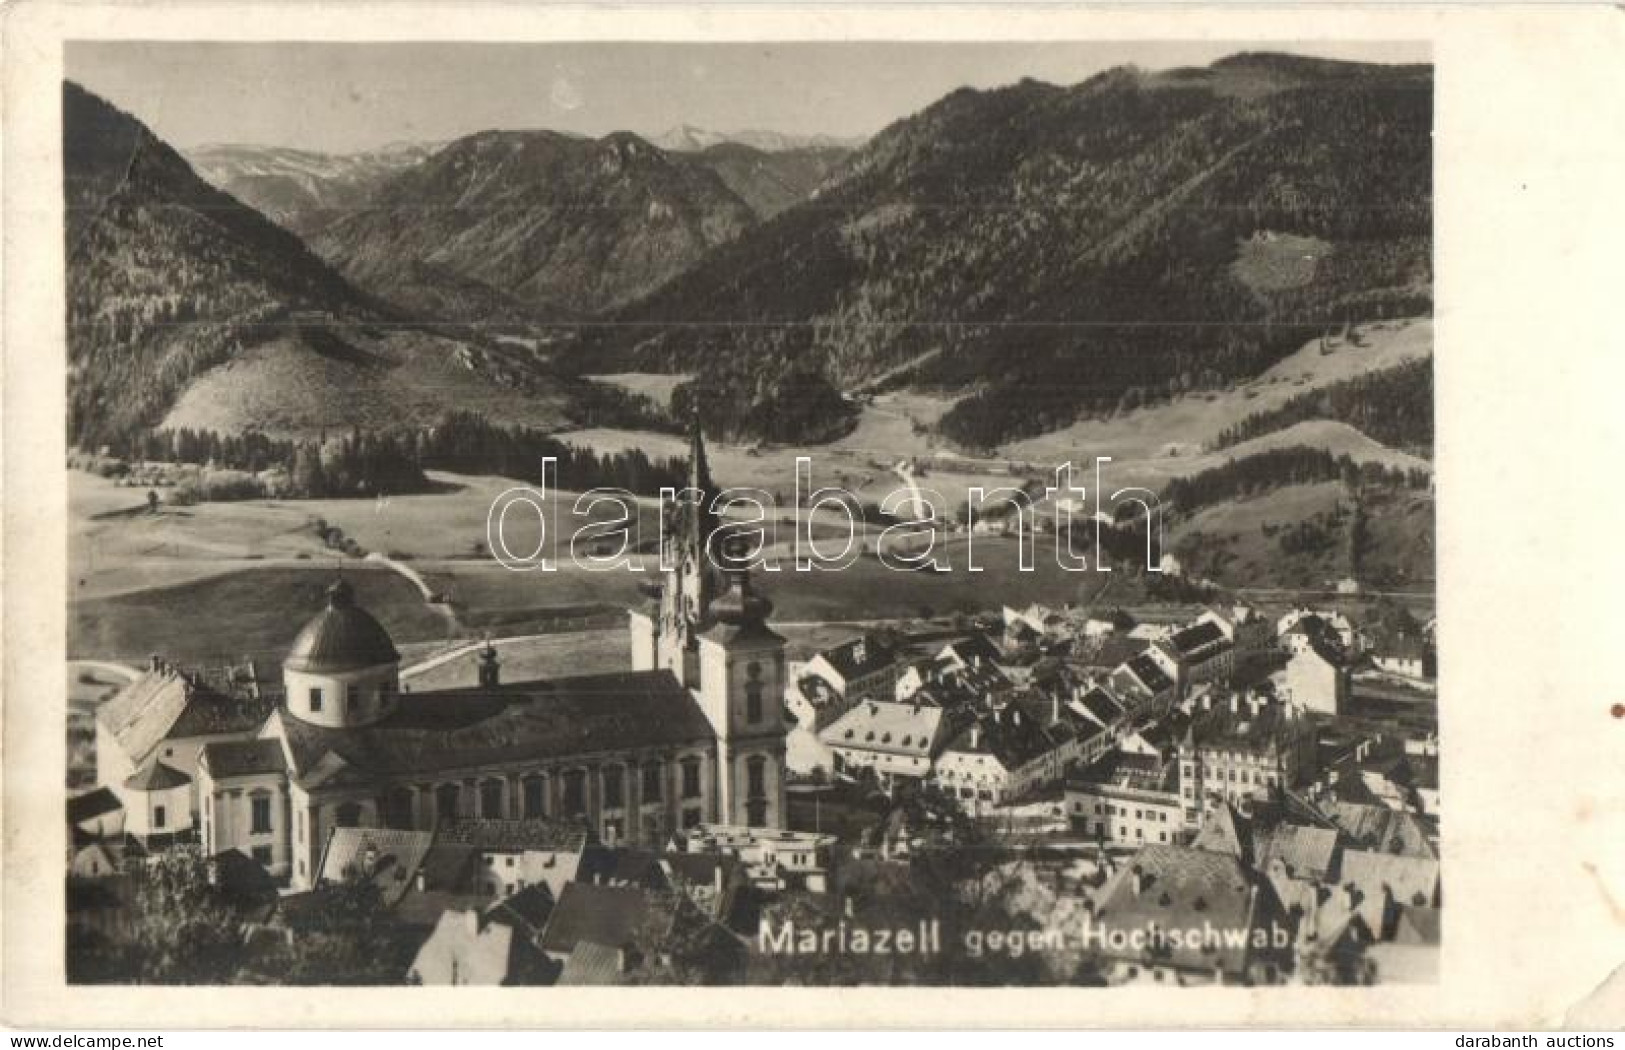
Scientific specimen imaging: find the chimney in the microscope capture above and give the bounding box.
[714,863,725,896]
[969,723,981,749]
[414,869,427,893]
[1131,865,1147,896]
[148,654,162,673]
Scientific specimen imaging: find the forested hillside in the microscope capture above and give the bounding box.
[693,142,850,219]
[1211,357,1434,455]
[65,82,374,447]
[570,54,1432,448]
[64,83,565,448]
[310,131,756,319]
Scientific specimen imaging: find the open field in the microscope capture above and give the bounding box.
[70,312,1435,668]
[1168,481,1435,593]
[583,372,691,410]
[1006,317,1432,471]
[70,470,674,600]
[67,535,1143,664]
[160,327,570,438]
[556,319,1431,530]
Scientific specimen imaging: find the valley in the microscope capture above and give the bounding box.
[64,53,1435,670]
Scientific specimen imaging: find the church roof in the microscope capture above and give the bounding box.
[123,756,191,792]
[200,739,287,779]
[275,669,716,781]
[284,579,400,674]
[97,664,273,764]
[436,818,589,853]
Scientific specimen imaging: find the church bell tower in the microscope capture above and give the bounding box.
[630,407,724,687]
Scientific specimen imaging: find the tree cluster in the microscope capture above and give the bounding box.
[1211,358,1434,454]
[1162,446,1429,519]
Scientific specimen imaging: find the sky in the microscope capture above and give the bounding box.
[66,41,1431,154]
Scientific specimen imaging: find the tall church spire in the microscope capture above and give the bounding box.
[686,400,712,494]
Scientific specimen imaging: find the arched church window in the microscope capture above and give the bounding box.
[382,788,413,830]
[747,755,767,801]
[521,775,546,819]
[602,765,625,809]
[745,661,764,724]
[479,779,505,819]
[435,784,460,824]
[562,770,587,816]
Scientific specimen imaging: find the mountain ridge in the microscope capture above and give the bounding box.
[65,82,567,445]
[308,128,759,319]
[570,53,1432,448]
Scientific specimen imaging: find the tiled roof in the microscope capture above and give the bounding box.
[123,756,190,792]
[317,826,436,906]
[67,786,122,825]
[1253,824,1339,882]
[1090,608,1138,631]
[275,669,716,780]
[436,818,589,853]
[98,667,273,764]
[1326,802,1436,859]
[939,633,1002,669]
[1069,750,1178,796]
[1392,904,1441,946]
[555,940,628,985]
[486,884,557,940]
[1374,634,1429,661]
[416,843,482,894]
[1119,654,1174,694]
[576,847,667,890]
[820,700,944,758]
[540,882,663,956]
[818,636,898,681]
[1091,845,1263,975]
[1077,634,1150,670]
[942,707,1063,771]
[1191,802,1249,859]
[200,739,287,779]
[1074,686,1126,730]
[1191,696,1309,756]
[1171,621,1227,657]
[1338,848,1440,933]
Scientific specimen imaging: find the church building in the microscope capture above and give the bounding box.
[102,418,789,890]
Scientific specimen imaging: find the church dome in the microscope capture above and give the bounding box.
[284,579,399,674]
